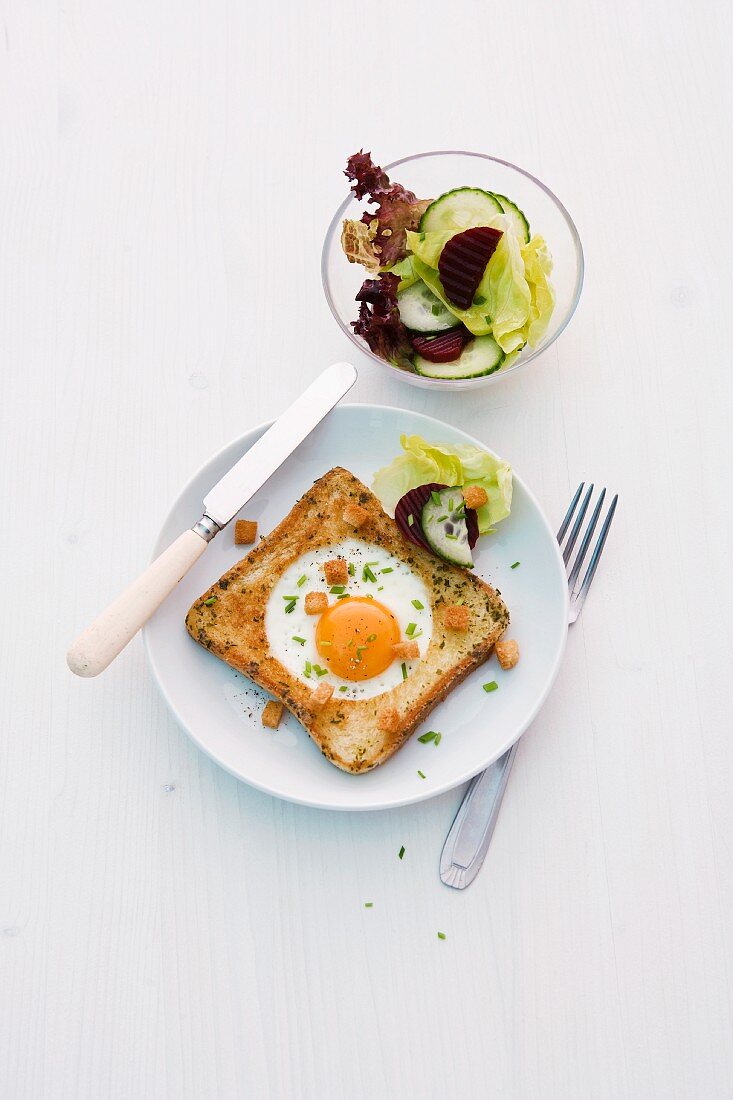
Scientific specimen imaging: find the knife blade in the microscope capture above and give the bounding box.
[67,362,358,677]
[203,361,357,527]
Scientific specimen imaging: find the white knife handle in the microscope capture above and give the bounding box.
[67,528,209,678]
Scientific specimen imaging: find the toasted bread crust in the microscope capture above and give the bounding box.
[185,468,509,773]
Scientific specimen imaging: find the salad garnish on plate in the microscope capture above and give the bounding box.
[372,434,513,568]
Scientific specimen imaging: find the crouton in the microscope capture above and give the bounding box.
[343,501,369,528]
[392,641,420,660]
[463,485,488,510]
[234,519,258,545]
[495,639,520,669]
[445,604,470,632]
[310,682,334,711]
[262,700,284,729]
[323,558,348,586]
[305,591,328,615]
[378,706,400,733]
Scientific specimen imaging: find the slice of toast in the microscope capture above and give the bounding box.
[185,467,509,773]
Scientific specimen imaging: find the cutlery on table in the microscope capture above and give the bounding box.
[67,362,358,678]
[440,482,618,889]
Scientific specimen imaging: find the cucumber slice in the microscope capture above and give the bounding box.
[421,487,473,568]
[490,192,530,243]
[419,187,503,234]
[414,335,505,380]
[397,280,458,333]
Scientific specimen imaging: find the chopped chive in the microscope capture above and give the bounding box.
[356,646,367,660]
[405,623,417,637]
[348,562,355,576]
[284,600,297,613]
[448,498,454,510]
[431,490,442,506]
[337,593,350,599]
[282,595,299,601]
[418,730,437,743]
[347,638,354,648]
[445,533,458,541]
[434,732,442,746]
[398,845,405,860]
[204,596,217,607]
[314,665,328,677]
[437,514,448,523]
[367,633,377,642]
[401,662,407,681]
[437,932,446,940]
[339,685,348,692]
[408,514,414,526]
[474,295,487,306]
[364,902,373,908]
[292,635,306,645]
[380,567,394,574]
[365,561,379,566]
[304,660,312,674]
[330,585,345,594]
[484,314,491,325]
[483,680,498,693]
[431,303,442,315]
[362,564,378,583]
[319,639,332,647]
[417,770,426,779]
[377,586,384,591]
[419,231,426,242]
[296,574,307,587]
[511,561,520,569]
[411,599,424,610]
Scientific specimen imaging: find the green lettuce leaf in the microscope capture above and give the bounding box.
[406,222,532,348]
[484,230,531,352]
[372,434,512,535]
[389,255,420,292]
[405,228,456,269]
[520,235,555,347]
[404,223,554,353]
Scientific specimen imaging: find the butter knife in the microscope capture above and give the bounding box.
[67,362,358,677]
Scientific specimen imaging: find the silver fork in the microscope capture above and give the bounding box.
[440,483,618,889]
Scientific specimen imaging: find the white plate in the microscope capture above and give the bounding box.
[144,405,568,811]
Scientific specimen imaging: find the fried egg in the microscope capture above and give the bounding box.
[266,538,433,700]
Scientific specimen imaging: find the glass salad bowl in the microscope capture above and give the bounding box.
[321,150,584,391]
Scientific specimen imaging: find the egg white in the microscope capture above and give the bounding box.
[265,538,433,701]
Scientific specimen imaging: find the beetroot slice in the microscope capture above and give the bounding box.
[409,329,472,363]
[438,226,503,311]
[395,483,479,551]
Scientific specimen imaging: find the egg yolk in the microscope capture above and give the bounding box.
[315,597,400,681]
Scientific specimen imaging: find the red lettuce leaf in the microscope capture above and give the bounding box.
[345,151,391,200]
[352,272,413,370]
[345,150,430,266]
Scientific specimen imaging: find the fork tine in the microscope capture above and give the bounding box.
[562,483,593,564]
[571,494,618,618]
[557,482,584,544]
[567,488,606,590]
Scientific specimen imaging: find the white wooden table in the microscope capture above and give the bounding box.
[3,2,732,1097]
